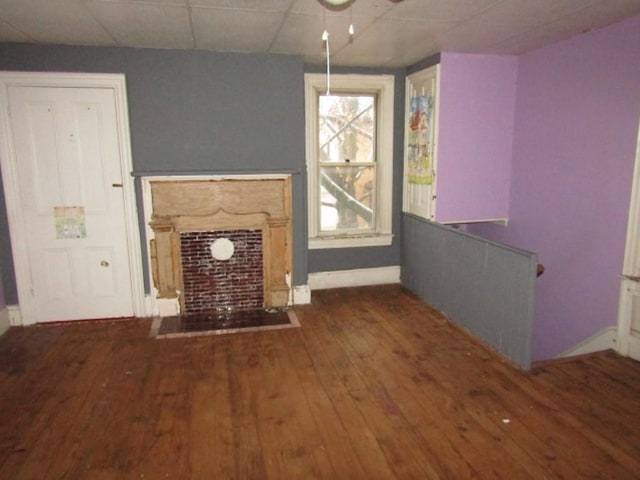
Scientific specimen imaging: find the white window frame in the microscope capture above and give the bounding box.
[305,73,394,249]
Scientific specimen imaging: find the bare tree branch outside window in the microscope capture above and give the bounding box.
[318,94,376,232]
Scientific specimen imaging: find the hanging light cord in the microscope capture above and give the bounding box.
[323,29,331,95]
[321,5,331,96]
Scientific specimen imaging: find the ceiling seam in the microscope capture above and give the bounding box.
[79,0,121,47]
[266,0,298,54]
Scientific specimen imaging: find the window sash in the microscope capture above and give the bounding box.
[318,164,377,234]
[318,93,377,166]
[305,73,394,249]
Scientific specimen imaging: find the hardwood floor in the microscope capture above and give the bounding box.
[1,285,640,479]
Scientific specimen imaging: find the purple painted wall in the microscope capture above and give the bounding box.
[436,52,517,223]
[469,14,640,360]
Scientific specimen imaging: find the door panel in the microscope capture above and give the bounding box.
[43,249,74,299]
[86,247,118,297]
[8,86,134,322]
[618,280,640,361]
[628,281,640,358]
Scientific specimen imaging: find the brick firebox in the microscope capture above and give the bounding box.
[180,229,264,314]
[147,176,292,314]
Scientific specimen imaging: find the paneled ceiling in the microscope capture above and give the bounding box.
[1,0,639,67]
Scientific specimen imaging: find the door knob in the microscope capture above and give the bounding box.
[100,260,110,267]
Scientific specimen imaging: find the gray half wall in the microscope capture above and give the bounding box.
[401,214,537,369]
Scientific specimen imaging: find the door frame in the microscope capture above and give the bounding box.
[0,72,147,325]
[616,118,640,356]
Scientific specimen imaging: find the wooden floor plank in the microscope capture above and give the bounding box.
[317,294,487,479]
[324,288,527,478]
[189,339,234,479]
[296,307,402,479]
[310,313,445,479]
[1,285,639,479]
[368,288,639,479]
[11,324,119,479]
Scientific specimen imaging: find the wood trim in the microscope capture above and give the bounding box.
[0,308,10,336]
[305,73,395,246]
[308,266,401,290]
[146,176,293,312]
[0,72,147,324]
[170,210,271,232]
[617,122,640,356]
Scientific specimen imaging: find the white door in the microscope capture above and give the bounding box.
[617,119,640,359]
[619,278,640,359]
[6,85,135,323]
[402,64,440,221]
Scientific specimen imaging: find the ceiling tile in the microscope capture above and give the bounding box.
[271,13,356,57]
[192,7,285,52]
[331,17,448,66]
[189,0,292,11]
[489,26,570,55]
[1,0,639,68]
[439,14,538,52]
[471,0,601,28]
[0,0,115,45]
[384,0,501,23]
[547,0,640,34]
[292,0,394,19]
[0,18,33,43]
[85,1,193,48]
[491,0,640,55]
[93,0,187,5]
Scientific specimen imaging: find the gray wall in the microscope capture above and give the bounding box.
[0,43,308,301]
[402,215,537,369]
[0,44,411,303]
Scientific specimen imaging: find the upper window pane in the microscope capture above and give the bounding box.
[319,94,375,164]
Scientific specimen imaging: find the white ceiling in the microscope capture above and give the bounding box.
[1,0,639,67]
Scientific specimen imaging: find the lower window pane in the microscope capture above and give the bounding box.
[320,166,375,232]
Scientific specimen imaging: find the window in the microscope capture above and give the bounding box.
[305,73,394,249]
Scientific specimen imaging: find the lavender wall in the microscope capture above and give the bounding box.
[469,14,640,360]
[436,53,517,223]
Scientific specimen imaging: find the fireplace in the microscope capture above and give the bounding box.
[145,175,292,316]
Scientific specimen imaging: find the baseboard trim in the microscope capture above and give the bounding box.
[7,305,21,326]
[0,307,10,335]
[308,266,401,290]
[558,326,617,358]
[156,298,181,317]
[293,285,311,305]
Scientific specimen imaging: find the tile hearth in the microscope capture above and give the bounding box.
[149,308,300,339]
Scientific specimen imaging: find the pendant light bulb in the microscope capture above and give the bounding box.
[348,23,354,36]
[322,29,329,41]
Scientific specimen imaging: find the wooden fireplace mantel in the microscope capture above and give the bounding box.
[148,177,292,310]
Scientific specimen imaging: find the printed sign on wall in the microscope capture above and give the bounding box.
[54,206,87,239]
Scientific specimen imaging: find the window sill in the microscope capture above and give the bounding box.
[308,233,393,250]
